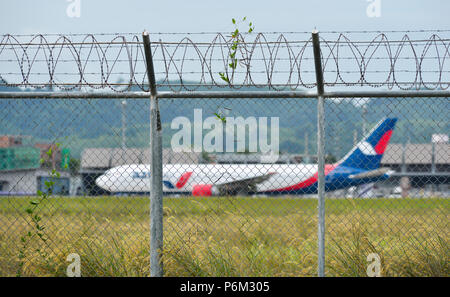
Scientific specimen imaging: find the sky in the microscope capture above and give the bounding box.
[0,0,448,92]
[0,0,449,35]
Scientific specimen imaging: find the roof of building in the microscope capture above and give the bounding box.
[81,143,449,169]
[381,143,449,164]
[215,153,315,164]
[81,148,202,169]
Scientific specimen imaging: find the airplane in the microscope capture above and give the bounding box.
[95,118,398,196]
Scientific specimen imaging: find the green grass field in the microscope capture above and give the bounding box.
[0,196,448,276]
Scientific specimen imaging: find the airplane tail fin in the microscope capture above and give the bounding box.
[338,118,397,171]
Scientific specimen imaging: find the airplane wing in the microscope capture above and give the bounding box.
[214,172,276,195]
[349,167,394,179]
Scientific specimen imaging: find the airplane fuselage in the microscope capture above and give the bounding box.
[96,163,391,196]
[96,118,398,196]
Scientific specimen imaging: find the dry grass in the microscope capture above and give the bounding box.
[0,196,448,276]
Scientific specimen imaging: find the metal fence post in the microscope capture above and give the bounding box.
[143,31,163,277]
[312,30,326,277]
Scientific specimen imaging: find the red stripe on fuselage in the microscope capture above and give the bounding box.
[269,164,337,192]
[176,172,193,189]
[374,130,392,155]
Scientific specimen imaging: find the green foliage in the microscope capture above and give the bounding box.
[219,16,255,84]
[213,112,226,123]
[215,17,255,123]
[1,90,447,159]
[16,145,60,276]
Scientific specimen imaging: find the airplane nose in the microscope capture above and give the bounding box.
[95,175,107,190]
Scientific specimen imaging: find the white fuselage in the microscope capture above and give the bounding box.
[96,163,318,194]
[95,118,397,196]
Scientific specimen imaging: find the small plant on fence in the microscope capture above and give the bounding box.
[215,17,255,123]
[218,16,255,85]
[17,143,67,276]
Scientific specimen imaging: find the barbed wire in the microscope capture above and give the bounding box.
[0,32,449,92]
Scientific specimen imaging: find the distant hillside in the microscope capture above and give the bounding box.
[0,83,448,159]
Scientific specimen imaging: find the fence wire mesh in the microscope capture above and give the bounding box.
[0,31,448,277]
[323,97,449,276]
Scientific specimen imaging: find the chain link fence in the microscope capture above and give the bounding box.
[0,31,448,276]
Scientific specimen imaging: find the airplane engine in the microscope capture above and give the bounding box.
[192,184,215,196]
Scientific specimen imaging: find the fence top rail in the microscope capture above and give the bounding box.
[0,90,449,99]
[4,29,450,37]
